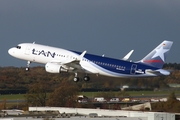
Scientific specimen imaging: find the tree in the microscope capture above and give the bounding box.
[163,92,178,111]
[47,81,80,107]
[167,92,177,102]
[0,99,6,110]
[25,81,48,107]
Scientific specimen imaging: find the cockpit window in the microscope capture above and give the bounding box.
[16,46,21,49]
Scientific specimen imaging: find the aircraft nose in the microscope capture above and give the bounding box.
[8,48,15,56]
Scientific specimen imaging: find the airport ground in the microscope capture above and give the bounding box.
[0,106,177,120]
[1,90,180,100]
[0,90,179,120]
[0,90,180,109]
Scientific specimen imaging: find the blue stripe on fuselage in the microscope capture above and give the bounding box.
[71,50,158,75]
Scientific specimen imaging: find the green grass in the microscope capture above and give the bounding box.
[0,94,25,100]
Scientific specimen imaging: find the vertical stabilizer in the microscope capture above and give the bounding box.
[140,40,173,68]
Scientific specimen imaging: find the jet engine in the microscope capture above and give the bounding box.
[45,62,68,73]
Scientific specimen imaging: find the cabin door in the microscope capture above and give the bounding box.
[130,64,137,74]
[25,45,31,55]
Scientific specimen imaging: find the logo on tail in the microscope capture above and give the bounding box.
[140,40,173,68]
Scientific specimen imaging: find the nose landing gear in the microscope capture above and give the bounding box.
[26,61,31,71]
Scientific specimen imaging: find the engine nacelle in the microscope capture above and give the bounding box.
[45,62,68,73]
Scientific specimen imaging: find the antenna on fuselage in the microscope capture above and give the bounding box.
[33,41,35,44]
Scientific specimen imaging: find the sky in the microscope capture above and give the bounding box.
[1,0,180,67]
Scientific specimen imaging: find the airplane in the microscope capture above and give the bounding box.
[8,40,173,82]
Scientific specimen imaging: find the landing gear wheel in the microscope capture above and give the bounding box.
[26,61,31,71]
[73,77,79,82]
[83,76,90,81]
[25,67,30,71]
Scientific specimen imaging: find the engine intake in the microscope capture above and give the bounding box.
[45,62,68,73]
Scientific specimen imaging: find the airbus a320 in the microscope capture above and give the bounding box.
[8,40,173,82]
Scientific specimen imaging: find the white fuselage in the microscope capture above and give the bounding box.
[8,42,172,80]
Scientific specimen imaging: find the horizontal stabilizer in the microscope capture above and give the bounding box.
[145,69,170,76]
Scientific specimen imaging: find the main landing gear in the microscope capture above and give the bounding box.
[83,76,90,81]
[73,73,90,82]
[73,73,79,82]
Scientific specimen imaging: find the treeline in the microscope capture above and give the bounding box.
[0,63,180,94]
[163,63,180,70]
[0,88,153,95]
[0,89,27,95]
[81,88,153,92]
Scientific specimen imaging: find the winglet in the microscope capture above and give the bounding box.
[77,51,87,61]
[122,50,134,60]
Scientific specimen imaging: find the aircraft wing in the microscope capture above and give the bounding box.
[49,51,87,72]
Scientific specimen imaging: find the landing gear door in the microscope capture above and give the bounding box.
[25,45,31,55]
[130,64,137,74]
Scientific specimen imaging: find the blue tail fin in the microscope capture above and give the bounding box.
[140,40,173,68]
